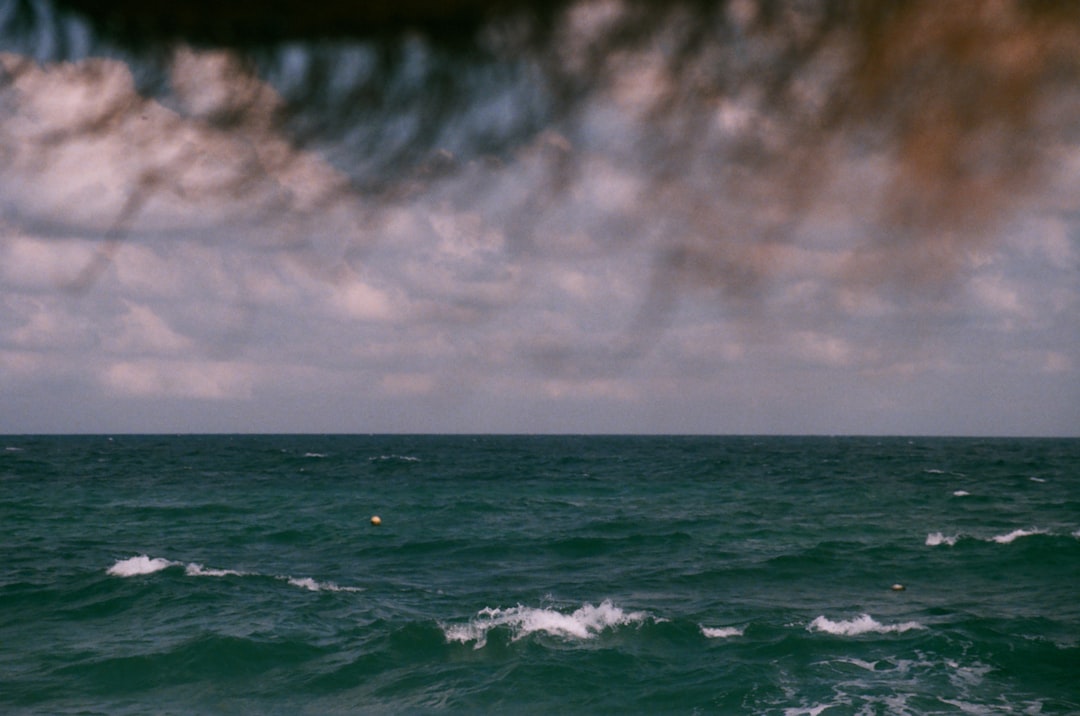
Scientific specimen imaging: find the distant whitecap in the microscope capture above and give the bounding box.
[185,563,244,577]
[808,614,924,636]
[701,625,744,639]
[926,532,958,547]
[286,576,363,592]
[107,555,176,577]
[952,490,970,497]
[988,528,1045,544]
[444,600,651,649]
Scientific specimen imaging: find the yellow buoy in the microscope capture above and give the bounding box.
[370,515,382,526]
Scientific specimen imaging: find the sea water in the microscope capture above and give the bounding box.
[2,435,1078,714]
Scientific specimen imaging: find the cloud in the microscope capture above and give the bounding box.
[0,2,1078,434]
[379,372,437,396]
[111,302,193,355]
[1,234,101,290]
[0,48,359,258]
[329,277,397,322]
[102,360,256,400]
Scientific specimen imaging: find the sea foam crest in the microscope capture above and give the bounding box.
[286,576,364,592]
[185,563,244,578]
[701,625,744,639]
[444,600,649,649]
[808,614,925,636]
[927,528,1050,546]
[107,555,177,576]
[108,556,362,591]
[989,528,1045,544]
[926,532,958,547]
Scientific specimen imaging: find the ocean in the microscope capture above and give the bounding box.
[2,435,1078,714]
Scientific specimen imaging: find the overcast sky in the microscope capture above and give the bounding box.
[1,3,1078,436]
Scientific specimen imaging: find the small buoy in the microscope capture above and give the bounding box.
[370,515,382,526]
[891,583,906,591]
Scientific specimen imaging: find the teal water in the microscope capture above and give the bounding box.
[2,435,1078,714]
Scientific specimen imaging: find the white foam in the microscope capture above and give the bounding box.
[947,659,992,688]
[286,576,364,592]
[952,490,970,497]
[783,706,830,716]
[937,698,995,715]
[989,528,1045,544]
[185,563,244,578]
[288,577,323,591]
[370,454,420,462]
[107,555,177,577]
[835,657,880,671]
[926,532,958,547]
[303,452,326,458]
[1029,477,1046,483]
[444,600,650,649]
[107,555,362,592]
[701,625,744,639]
[808,614,925,636]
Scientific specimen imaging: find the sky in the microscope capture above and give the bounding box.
[1,1,1078,435]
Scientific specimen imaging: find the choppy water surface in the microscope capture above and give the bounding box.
[2,435,1078,713]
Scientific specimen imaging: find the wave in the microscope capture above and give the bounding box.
[926,528,1057,546]
[926,532,959,547]
[989,528,1046,544]
[106,555,363,592]
[185,563,245,578]
[701,625,744,639]
[808,614,925,636]
[106,555,177,576]
[369,454,420,462]
[952,490,970,496]
[443,600,651,649]
[286,576,364,593]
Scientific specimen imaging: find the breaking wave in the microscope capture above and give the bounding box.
[106,555,177,576]
[106,555,363,592]
[989,528,1047,544]
[286,577,364,592]
[926,532,959,547]
[808,614,925,636]
[926,528,1055,546]
[443,600,651,649]
[701,625,744,639]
